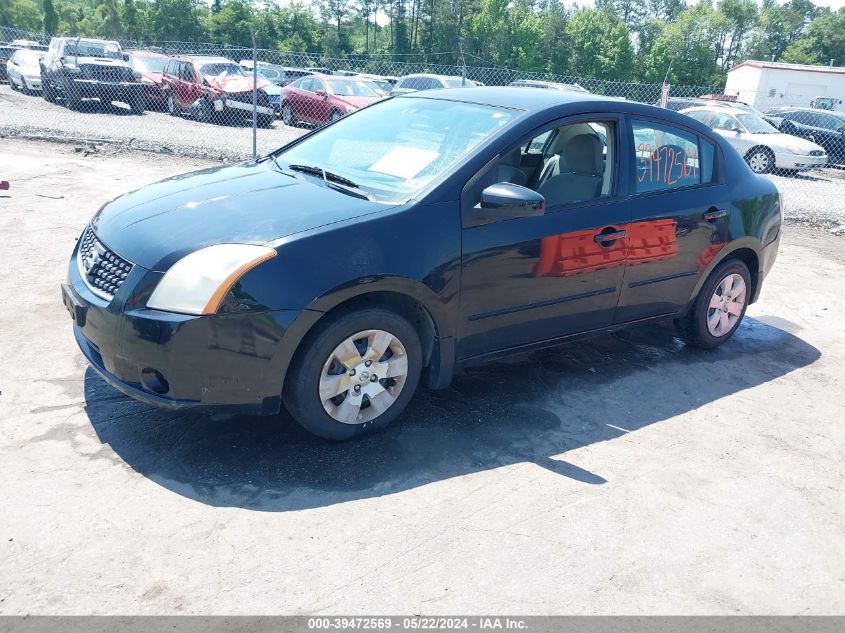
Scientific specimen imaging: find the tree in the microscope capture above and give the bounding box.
[5,0,43,31]
[782,8,845,66]
[43,0,59,34]
[564,8,634,80]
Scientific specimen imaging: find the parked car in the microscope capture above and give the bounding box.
[280,74,381,126]
[238,60,310,86]
[391,73,478,95]
[6,48,44,92]
[62,88,781,440]
[162,55,275,126]
[40,37,144,113]
[126,50,170,109]
[10,39,47,51]
[765,107,845,166]
[0,45,21,82]
[681,105,827,173]
[356,73,396,95]
[509,79,589,93]
[306,67,334,75]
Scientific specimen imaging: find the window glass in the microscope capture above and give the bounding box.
[300,78,316,92]
[633,121,711,193]
[684,110,712,125]
[180,63,194,82]
[710,113,736,130]
[500,120,615,207]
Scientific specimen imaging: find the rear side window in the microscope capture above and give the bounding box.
[632,121,715,193]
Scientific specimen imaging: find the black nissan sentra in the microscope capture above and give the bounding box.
[63,88,781,440]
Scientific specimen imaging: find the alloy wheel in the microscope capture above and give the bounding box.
[706,273,746,337]
[319,329,409,424]
[282,103,294,125]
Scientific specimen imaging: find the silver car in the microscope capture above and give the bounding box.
[681,105,827,174]
[6,48,44,93]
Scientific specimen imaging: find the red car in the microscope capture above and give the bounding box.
[126,50,170,109]
[280,75,381,126]
[161,55,275,126]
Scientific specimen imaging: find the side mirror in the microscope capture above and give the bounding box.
[316,89,327,99]
[122,53,130,62]
[479,183,544,218]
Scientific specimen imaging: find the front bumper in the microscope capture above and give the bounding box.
[214,97,274,116]
[63,243,302,415]
[22,74,42,90]
[72,79,143,99]
[774,152,827,170]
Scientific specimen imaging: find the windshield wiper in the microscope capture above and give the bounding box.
[287,164,374,201]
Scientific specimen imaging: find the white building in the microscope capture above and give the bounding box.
[724,60,845,112]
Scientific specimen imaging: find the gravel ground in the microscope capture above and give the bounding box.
[1,140,844,615]
[2,82,845,228]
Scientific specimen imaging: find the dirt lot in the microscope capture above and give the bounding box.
[0,140,843,615]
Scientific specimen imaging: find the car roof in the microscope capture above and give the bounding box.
[683,105,747,116]
[57,37,120,45]
[770,106,845,117]
[126,50,168,58]
[401,86,627,111]
[173,55,235,64]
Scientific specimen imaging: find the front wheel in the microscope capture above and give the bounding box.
[675,259,751,349]
[328,109,342,123]
[283,308,422,440]
[166,92,179,116]
[746,147,774,174]
[129,92,145,115]
[258,113,274,128]
[281,102,295,126]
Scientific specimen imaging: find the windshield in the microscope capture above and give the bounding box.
[277,98,514,203]
[18,50,44,67]
[131,56,167,74]
[445,78,476,88]
[199,63,245,78]
[326,79,378,97]
[257,68,281,80]
[65,41,122,59]
[736,113,778,134]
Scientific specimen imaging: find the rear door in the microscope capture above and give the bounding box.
[616,118,728,322]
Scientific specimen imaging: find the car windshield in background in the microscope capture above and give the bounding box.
[132,56,167,74]
[736,113,778,134]
[445,78,476,88]
[199,63,245,78]
[257,68,281,80]
[326,79,379,97]
[277,97,514,203]
[18,50,44,67]
[64,41,122,58]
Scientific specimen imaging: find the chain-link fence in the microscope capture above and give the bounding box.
[2,24,844,229]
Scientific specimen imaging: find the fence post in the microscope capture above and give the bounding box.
[250,27,257,160]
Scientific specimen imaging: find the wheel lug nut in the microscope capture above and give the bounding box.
[349,368,356,376]
[354,384,361,392]
[370,375,378,382]
[365,360,372,367]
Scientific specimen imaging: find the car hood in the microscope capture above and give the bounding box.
[72,56,127,67]
[744,132,826,154]
[204,74,266,94]
[333,95,380,109]
[91,161,388,271]
[142,71,164,84]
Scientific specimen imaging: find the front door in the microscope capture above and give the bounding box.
[616,118,730,322]
[458,116,632,359]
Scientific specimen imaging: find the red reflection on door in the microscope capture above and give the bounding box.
[627,219,678,267]
[533,229,627,278]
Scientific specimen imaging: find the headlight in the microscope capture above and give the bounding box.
[344,104,355,113]
[147,244,276,315]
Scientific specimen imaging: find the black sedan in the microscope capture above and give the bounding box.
[63,88,782,440]
[766,106,845,165]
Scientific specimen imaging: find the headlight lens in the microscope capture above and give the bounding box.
[147,244,276,315]
[344,104,355,113]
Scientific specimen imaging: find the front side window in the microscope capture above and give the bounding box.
[63,40,121,59]
[735,112,778,134]
[325,79,378,97]
[632,121,714,193]
[277,98,514,203]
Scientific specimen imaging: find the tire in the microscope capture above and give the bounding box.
[166,92,179,116]
[283,308,423,440]
[9,77,17,91]
[129,92,145,115]
[43,75,57,103]
[745,147,774,174]
[281,102,296,126]
[195,98,213,124]
[328,109,342,123]
[64,79,82,110]
[675,259,751,349]
[258,113,274,128]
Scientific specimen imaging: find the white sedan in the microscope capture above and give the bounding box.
[6,48,44,93]
[681,105,827,174]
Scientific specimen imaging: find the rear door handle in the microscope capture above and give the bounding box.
[594,229,627,243]
[704,207,727,222]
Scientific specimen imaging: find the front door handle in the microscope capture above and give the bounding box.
[594,229,627,244]
[704,207,727,222]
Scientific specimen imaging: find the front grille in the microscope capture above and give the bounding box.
[809,150,825,157]
[77,225,133,300]
[228,90,270,107]
[81,64,130,83]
